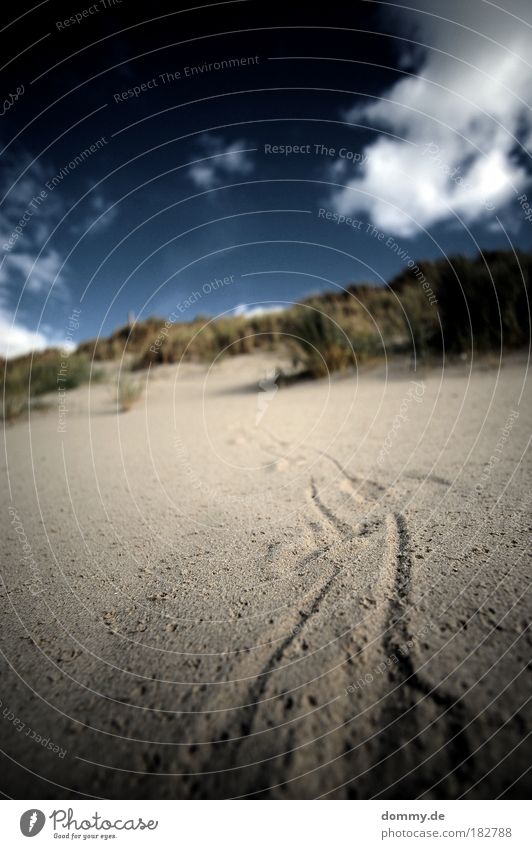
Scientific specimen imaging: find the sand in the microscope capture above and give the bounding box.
[1,352,530,799]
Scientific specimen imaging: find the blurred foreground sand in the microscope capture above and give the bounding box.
[1,353,530,798]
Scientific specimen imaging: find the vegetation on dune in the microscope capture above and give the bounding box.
[1,351,95,422]
[3,250,530,422]
[115,373,143,413]
[390,249,532,354]
[123,250,530,374]
[129,316,263,369]
[287,308,355,377]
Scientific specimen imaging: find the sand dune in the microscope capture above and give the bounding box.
[1,353,530,798]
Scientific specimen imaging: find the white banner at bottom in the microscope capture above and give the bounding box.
[2,799,528,848]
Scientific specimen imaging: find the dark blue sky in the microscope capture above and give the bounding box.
[1,0,531,354]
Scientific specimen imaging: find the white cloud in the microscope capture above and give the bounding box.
[230,303,286,318]
[71,191,119,236]
[188,135,254,190]
[0,153,68,296]
[0,249,64,294]
[0,311,74,359]
[0,153,72,358]
[327,0,532,236]
[0,162,60,251]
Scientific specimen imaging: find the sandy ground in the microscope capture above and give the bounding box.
[1,352,530,799]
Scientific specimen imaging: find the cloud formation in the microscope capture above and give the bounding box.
[230,303,286,318]
[327,0,532,236]
[188,135,254,190]
[0,154,69,357]
[0,314,73,359]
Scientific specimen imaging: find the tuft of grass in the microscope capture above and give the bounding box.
[3,394,27,423]
[2,351,96,422]
[116,373,143,412]
[286,308,354,377]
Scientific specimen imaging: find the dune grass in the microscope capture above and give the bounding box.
[286,308,354,377]
[115,373,143,412]
[72,249,531,378]
[2,352,95,422]
[3,249,529,421]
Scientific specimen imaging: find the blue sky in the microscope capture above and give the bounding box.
[1,0,531,356]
